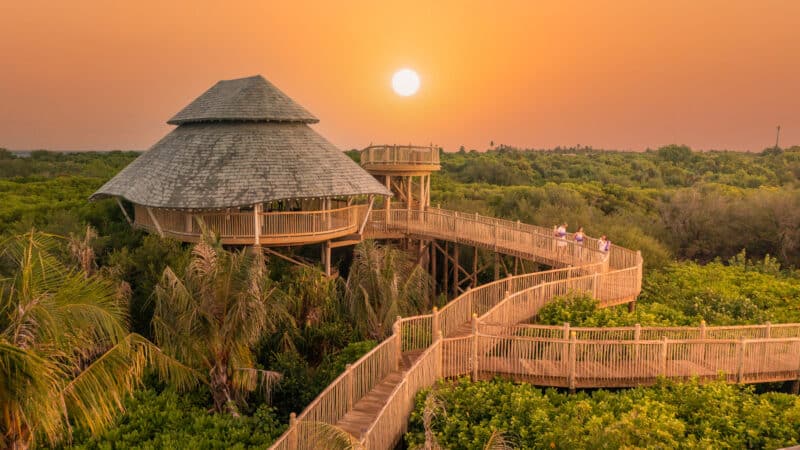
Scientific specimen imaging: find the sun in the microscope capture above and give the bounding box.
[392,68,420,96]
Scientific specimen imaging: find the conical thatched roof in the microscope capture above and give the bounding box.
[92,75,391,209]
[168,75,318,125]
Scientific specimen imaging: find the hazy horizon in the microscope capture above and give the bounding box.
[1,1,798,152]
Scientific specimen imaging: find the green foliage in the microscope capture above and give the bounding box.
[268,340,377,418]
[0,232,196,448]
[539,254,800,327]
[68,389,285,449]
[640,256,800,325]
[406,378,800,449]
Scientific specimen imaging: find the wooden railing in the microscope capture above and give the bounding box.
[360,145,440,168]
[270,208,642,449]
[271,335,399,450]
[133,204,368,245]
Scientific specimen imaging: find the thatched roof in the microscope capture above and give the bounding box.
[92,76,391,209]
[168,75,318,125]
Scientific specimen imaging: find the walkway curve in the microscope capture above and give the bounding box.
[270,209,797,450]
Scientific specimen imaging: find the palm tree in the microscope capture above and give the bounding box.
[152,237,287,415]
[345,241,431,340]
[0,231,196,449]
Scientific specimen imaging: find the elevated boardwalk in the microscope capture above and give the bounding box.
[270,210,799,450]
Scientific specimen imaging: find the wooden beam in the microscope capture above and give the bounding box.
[358,195,375,234]
[431,241,472,278]
[262,247,311,268]
[499,255,511,277]
[146,207,165,237]
[115,198,133,225]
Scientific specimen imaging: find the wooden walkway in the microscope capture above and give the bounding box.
[269,209,800,450]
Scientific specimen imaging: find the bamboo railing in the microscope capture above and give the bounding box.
[133,204,368,245]
[360,145,440,168]
[270,208,642,449]
[271,208,800,449]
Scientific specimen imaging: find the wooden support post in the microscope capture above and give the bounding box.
[443,242,449,298]
[393,317,402,370]
[699,320,707,363]
[453,245,460,297]
[432,306,440,338]
[407,176,412,213]
[426,174,431,208]
[471,313,479,381]
[661,337,669,376]
[494,252,500,281]
[794,339,800,394]
[736,339,745,383]
[472,246,478,288]
[253,203,261,247]
[634,324,641,360]
[288,412,298,450]
[563,322,570,340]
[765,321,772,338]
[431,240,437,298]
[145,207,165,237]
[514,256,519,276]
[322,241,332,276]
[345,363,354,410]
[115,198,133,225]
[385,175,392,223]
[628,301,636,313]
[568,331,577,393]
[435,331,443,378]
[419,174,425,211]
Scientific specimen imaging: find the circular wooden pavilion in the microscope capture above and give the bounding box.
[91,75,391,247]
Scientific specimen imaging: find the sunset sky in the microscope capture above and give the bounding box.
[1,0,798,152]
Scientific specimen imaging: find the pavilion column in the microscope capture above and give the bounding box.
[419,174,425,211]
[426,174,431,208]
[385,175,392,223]
[253,203,262,247]
[407,176,412,213]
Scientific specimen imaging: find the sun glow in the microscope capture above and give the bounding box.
[391,68,420,96]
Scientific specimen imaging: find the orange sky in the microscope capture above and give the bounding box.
[1,0,798,152]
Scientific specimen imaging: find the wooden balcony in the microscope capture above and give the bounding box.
[133,204,369,246]
[360,145,440,174]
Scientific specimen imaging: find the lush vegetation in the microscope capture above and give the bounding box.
[538,251,800,327]
[3,145,800,447]
[407,378,800,449]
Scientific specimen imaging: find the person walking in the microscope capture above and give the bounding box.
[556,222,568,255]
[574,226,585,259]
[598,235,611,257]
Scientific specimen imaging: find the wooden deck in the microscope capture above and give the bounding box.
[269,209,800,450]
[133,204,369,246]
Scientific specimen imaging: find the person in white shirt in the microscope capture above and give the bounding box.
[598,235,611,256]
[555,223,568,254]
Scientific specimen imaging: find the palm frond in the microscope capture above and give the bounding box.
[298,422,365,450]
[63,333,200,435]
